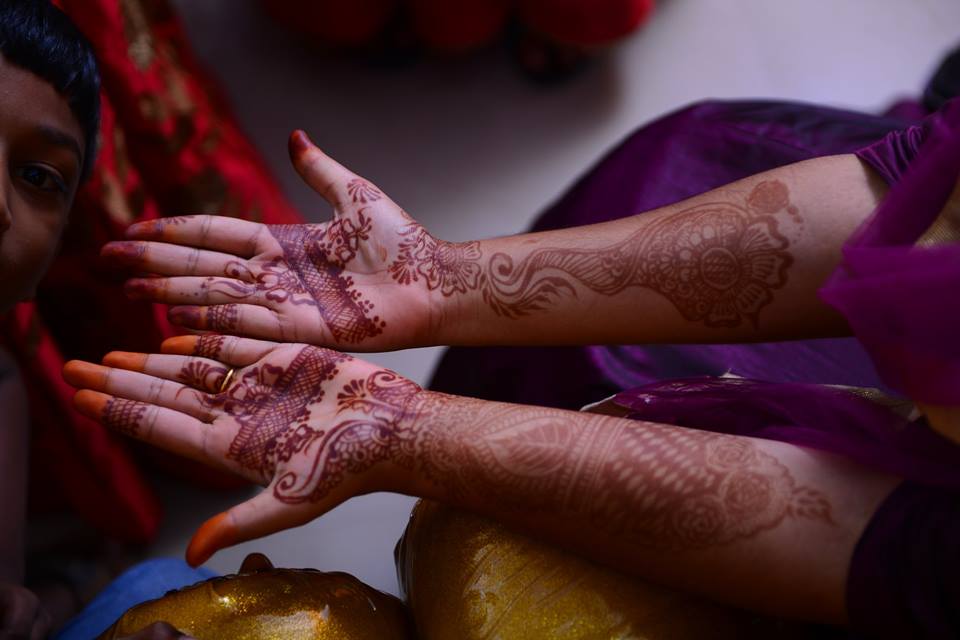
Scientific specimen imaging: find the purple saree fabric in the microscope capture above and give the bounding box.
[609,99,960,637]
[431,100,926,408]
[846,483,960,638]
[611,377,960,490]
[821,98,960,404]
[428,97,960,637]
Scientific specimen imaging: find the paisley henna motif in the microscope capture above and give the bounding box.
[273,370,422,503]
[479,182,795,327]
[384,181,795,328]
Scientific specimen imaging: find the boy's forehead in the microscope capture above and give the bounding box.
[0,55,85,155]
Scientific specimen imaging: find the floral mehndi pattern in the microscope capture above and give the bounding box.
[388,223,483,296]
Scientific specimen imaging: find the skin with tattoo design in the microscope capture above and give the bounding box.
[63,336,897,622]
[100,131,887,350]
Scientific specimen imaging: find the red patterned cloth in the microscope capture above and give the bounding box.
[0,0,302,544]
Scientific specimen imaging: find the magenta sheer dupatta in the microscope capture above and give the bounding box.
[613,99,960,489]
[821,99,960,406]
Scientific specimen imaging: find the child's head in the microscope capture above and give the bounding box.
[0,0,100,313]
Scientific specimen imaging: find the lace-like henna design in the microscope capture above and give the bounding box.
[412,394,832,550]
[273,370,423,503]
[102,397,149,437]
[388,223,482,295]
[480,181,795,327]
[193,335,227,360]
[265,221,386,343]
[199,219,387,343]
[206,347,351,483]
[206,303,240,332]
[346,179,381,204]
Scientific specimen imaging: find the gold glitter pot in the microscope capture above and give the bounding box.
[96,568,412,639]
[397,501,813,640]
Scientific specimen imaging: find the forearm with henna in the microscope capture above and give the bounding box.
[72,336,898,622]
[409,155,886,345]
[250,358,894,622]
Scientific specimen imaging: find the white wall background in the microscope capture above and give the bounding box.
[150,0,960,595]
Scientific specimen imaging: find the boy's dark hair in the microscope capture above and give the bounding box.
[0,0,100,181]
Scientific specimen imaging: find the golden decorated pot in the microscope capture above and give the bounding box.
[97,568,412,639]
[397,500,812,640]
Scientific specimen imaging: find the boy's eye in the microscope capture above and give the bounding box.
[15,165,67,194]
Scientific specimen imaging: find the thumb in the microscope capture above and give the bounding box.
[185,490,310,567]
[289,130,380,210]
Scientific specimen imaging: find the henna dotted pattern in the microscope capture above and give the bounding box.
[588,427,831,548]
[411,393,832,549]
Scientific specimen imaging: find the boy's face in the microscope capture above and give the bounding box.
[0,55,85,313]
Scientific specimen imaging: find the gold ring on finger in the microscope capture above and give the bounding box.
[218,367,236,393]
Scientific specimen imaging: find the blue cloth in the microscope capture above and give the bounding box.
[55,558,216,640]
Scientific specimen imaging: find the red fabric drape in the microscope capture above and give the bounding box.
[0,0,302,544]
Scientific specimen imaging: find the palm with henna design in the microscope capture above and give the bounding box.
[101,130,471,349]
[63,335,426,567]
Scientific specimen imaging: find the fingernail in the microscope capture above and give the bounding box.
[102,351,147,371]
[62,360,107,387]
[72,389,110,420]
[124,219,164,239]
[187,512,236,567]
[288,129,312,159]
[169,306,201,326]
[101,241,145,265]
[160,336,198,355]
[123,279,157,300]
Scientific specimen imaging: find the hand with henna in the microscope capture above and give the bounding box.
[64,335,898,622]
[100,130,471,351]
[62,335,428,568]
[103,146,895,347]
